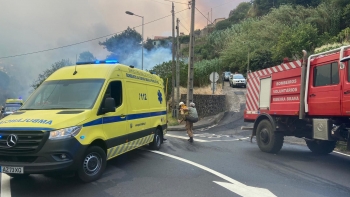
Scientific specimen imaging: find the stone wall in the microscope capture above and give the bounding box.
[180,94,226,118]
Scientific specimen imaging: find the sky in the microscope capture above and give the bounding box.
[0,0,248,88]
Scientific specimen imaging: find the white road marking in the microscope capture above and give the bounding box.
[1,173,11,197]
[166,134,209,142]
[167,134,249,143]
[334,151,350,157]
[149,150,276,197]
[208,137,250,142]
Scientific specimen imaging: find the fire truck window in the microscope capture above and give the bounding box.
[313,62,339,87]
[331,62,339,85]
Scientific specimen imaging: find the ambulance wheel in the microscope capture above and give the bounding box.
[150,128,162,150]
[256,119,284,154]
[6,174,30,178]
[305,140,336,155]
[77,146,106,183]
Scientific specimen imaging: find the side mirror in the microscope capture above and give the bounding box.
[103,98,116,113]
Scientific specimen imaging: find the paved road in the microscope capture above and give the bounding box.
[2,112,350,197]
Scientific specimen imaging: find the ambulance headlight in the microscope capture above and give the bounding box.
[49,126,82,140]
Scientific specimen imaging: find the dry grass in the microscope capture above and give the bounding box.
[179,84,223,95]
[166,112,180,126]
[167,84,224,106]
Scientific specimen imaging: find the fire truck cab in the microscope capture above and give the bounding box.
[244,45,350,154]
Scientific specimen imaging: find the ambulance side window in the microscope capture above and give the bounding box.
[313,62,339,87]
[101,81,122,109]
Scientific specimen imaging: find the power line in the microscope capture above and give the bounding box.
[0,8,189,60]
[179,21,189,33]
[195,7,212,23]
[164,0,189,5]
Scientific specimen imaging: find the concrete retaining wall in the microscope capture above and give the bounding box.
[180,94,226,118]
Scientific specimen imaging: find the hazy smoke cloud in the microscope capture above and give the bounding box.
[120,46,172,70]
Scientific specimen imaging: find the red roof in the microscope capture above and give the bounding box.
[154,36,168,40]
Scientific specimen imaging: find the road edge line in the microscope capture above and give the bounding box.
[333,151,350,157]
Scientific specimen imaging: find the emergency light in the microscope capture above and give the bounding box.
[76,59,119,65]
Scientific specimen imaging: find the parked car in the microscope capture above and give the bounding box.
[229,73,246,88]
[223,71,231,81]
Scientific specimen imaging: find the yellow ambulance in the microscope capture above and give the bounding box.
[0,60,167,182]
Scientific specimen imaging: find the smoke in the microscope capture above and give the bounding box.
[121,47,172,71]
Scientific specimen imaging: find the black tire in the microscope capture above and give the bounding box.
[6,174,30,178]
[150,128,162,150]
[256,119,284,154]
[305,140,336,155]
[77,146,106,183]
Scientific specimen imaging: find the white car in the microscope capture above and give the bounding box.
[229,74,246,88]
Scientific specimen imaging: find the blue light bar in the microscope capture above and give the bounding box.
[105,60,118,63]
[76,59,119,65]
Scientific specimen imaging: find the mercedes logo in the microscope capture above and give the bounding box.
[7,134,18,147]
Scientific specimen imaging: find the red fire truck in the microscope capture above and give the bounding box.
[244,45,350,154]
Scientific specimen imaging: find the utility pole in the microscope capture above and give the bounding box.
[171,2,176,117]
[176,18,180,119]
[186,0,195,106]
[207,12,209,26]
[211,8,212,24]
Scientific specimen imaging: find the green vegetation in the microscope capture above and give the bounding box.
[167,112,180,126]
[31,59,72,90]
[153,0,350,89]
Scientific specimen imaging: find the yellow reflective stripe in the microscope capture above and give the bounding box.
[106,134,156,160]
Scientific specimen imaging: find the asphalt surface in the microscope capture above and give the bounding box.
[1,85,350,197]
[2,112,350,197]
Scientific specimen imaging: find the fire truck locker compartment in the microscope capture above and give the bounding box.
[259,77,272,109]
[312,119,333,141]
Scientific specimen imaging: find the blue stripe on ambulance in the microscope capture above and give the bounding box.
[83,110,166,127]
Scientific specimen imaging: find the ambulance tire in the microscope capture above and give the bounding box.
[305,140,336,155]
[77,146,106,183]
[6,174,30,178]
[150,128,162,150]
[256,119,284,154]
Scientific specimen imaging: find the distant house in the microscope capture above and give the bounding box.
[153,36,170,48]
[213,18,226,25]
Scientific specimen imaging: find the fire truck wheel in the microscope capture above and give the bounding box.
[256,119,284,154]
[305,140,336,155]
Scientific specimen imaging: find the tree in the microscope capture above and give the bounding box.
[343,4,350,29]
[250,50,280,71]
[229,2,252,24]
[144,38,155,51]
[215,20,233,31]
[0,71,10,89]
[78,51,96,62]
[272,23,319,61]
[31,59,72,90]
[99,27,142,60]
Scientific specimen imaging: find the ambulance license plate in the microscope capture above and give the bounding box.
[1,166,23,174]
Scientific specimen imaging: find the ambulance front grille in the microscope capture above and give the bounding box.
[0,131,48,154]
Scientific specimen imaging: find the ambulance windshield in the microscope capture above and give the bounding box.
[21,79,105,110]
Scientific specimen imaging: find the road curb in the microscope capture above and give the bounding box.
[168,112,226,131]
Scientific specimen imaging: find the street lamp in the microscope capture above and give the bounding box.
[126,11,144,70]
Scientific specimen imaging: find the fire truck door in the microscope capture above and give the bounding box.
[342,60,350,115]
[308,61,341,116]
